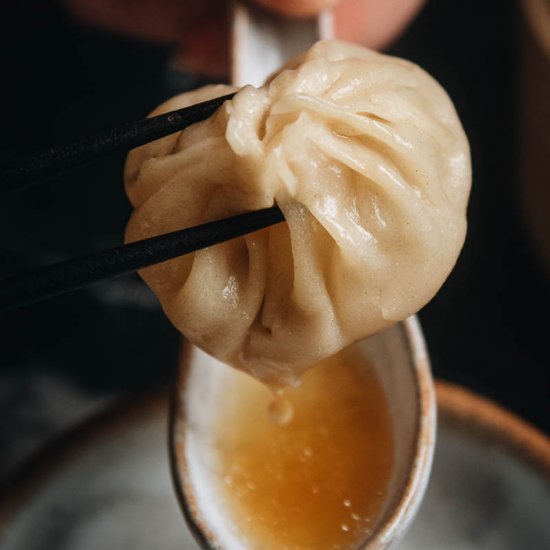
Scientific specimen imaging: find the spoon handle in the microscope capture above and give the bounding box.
[230,2,333,88]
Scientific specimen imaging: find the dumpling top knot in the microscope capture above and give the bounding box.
[125,40,471,387]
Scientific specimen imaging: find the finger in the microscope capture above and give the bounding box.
[333,0,425,49]
[253,0,340,18]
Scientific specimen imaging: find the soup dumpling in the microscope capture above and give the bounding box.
[125,40,471,386]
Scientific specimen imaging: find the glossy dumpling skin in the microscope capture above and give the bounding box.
[125,40,471,387]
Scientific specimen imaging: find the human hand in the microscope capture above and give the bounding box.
[63,0,424,77]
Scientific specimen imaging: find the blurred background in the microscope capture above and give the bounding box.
[0,0,549,486]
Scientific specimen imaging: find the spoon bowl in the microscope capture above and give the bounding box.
[170,315,436,550]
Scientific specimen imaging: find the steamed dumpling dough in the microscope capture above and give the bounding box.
[125,40,471,387]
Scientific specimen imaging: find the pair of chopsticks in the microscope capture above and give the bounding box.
[0,93,285,312]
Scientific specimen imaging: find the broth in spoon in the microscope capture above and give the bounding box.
[213,346,394,549]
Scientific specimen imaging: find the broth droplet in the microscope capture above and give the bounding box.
[268,393,294,426]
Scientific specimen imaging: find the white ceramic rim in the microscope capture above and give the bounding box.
[364,316,436,549]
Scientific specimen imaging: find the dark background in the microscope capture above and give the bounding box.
[1,0,548,479]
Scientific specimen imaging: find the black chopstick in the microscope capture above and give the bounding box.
[0,92,235,196]
[0,205,284,312]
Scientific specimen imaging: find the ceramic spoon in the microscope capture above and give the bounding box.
[171,320,435,549]
[169,5,436,549]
